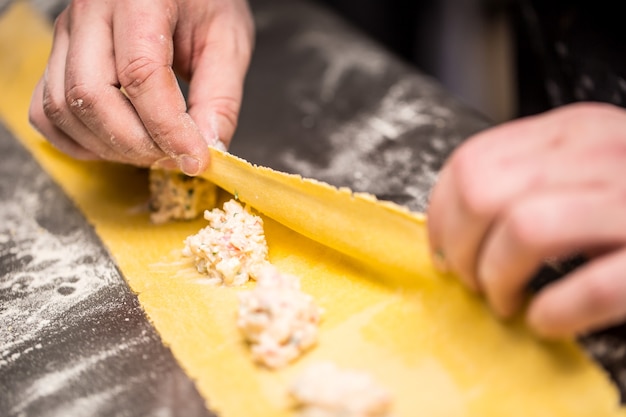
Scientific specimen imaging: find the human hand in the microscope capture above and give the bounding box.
[29,0,254,175]
[427,102,626,338]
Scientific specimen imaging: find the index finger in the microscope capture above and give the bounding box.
[113,0,210,175]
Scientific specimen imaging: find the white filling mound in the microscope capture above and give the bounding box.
[182,199,270,286]
[237,265,322,369]
[290,362,393,417]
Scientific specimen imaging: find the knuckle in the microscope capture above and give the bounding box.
[117,138,162,164]
[67,0,89,27]
[42,90,67,125]
[148,121,180,151]
[212,96,240,134]
[118,56,163,96]
[502,204,542,251]
[65,82,96,116]
[113,147,147,165]
[216,2,255,61]
[68,0,88,14]
[450,147,496,218]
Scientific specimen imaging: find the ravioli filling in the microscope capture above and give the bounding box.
[149,169,218,224]
[182,199,270,286]
[238,265,322,368]
[290,362,392,417]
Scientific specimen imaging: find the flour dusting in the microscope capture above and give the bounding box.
[0,186,118,363]
[11,338,146,415]
[291,30,388,102]
[280,78,471,211]
[0,134,213,415]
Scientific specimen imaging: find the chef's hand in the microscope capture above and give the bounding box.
[29,0,254,175]
[427,102,626,339]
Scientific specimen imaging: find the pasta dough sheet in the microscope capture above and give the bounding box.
[1,3,625,416]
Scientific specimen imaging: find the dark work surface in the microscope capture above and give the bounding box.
[2,0,626,414]
[0,122,214,417]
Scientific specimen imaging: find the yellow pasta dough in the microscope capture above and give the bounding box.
[1,3,625,416]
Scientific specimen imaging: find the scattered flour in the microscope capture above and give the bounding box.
[280,78,466,211]
[0,162,165,415]
[10,339,145,416]
[290,30,388,102]
[0,186,119,365]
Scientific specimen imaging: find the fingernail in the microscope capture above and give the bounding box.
[179,155,202,176]
[202,112,220,146]
[201,112,227,151]
[152,156,178,171]
[432,248,449,273]
[211,140,227,151]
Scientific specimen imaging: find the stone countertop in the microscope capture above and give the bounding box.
[1,0,624,415]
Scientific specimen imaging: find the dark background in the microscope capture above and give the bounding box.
[311,0,626,120]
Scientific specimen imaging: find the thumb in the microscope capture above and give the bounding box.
[186,14,254,150]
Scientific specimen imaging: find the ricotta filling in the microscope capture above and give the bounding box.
[149,169,218,224]
[290,362,393,417]
[238,265,322,368]
[182,199,270,286]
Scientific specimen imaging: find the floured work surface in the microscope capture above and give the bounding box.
[0,123,214,417]
[2,3,626,416]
